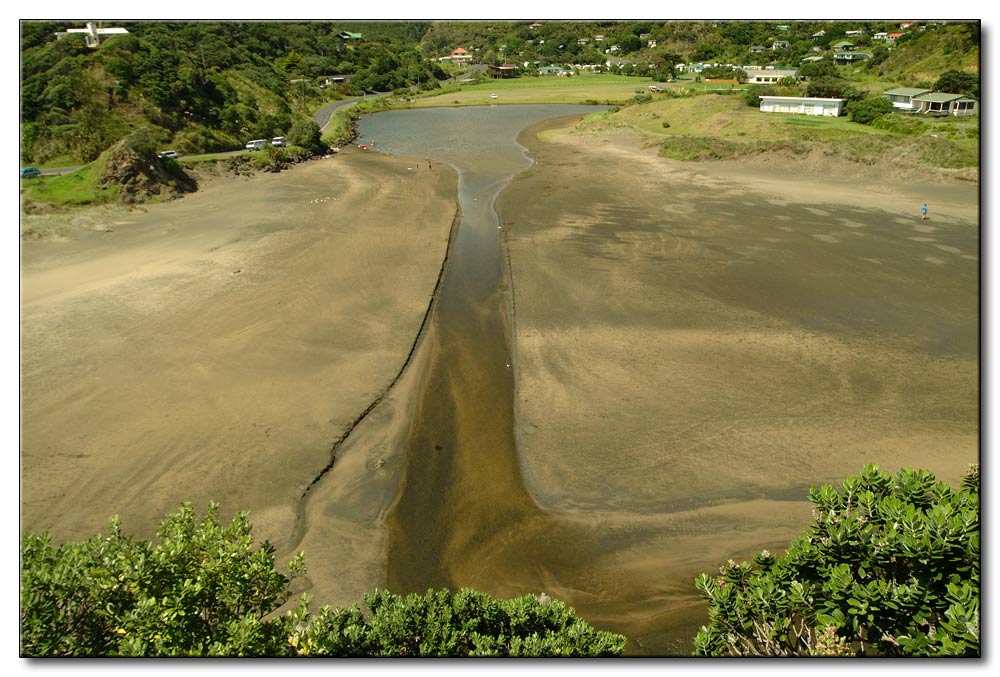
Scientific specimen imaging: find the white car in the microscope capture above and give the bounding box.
[245,139,268,151]
[271,136,287,147]
[490,93,498,99]
[158,150,179,159]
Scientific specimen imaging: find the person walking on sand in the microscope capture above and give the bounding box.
[921,203,929,220]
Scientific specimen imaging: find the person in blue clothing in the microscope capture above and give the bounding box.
[921,203,929,220]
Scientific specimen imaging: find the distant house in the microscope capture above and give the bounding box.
[811,30,826,40]
[647,40,657,48]
[883,87,931,111]
[54,21,128,48]
[577,37,589,45]
[845,29,866,37]
[873,32,888,41]
[448,47,474,63]
[831,40,856,51]
[801,55,825,64]
[594,34,606,42]
[759,95,845,116]
[487,64,518,78]
[886,32,905,43]
[772,40,791,50]
[750,45,767,54]
[539,65,570,75]
[833,51,871,65]
[744,68,798,84]
[528,22,543,29]
[911,92,979,116]
[319,74,354,86]
[338,31,362,42]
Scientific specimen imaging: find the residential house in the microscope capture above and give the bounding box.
[338,31,362,42]
[911,92,979,116]
[750,45,767,54]
[759,95,845,116]
[577,37,589,45]
[873,32,888,41]
[744,68,798,84]
[776,24,790,31]
[319,74,354,86]
[772,40,791,50]
[539,65,570,75]
[833,51,871,65]
[487,64,518,78]
[883,87,931,111]
[528,22,543,29]
[886,32,905,44]
[54,21,128,47]
[845,29,866,37]
[811,30,826,40]
[594,35,606,42]
[831,40,856,51]
[647,40,657,48]
[448,47,474,63]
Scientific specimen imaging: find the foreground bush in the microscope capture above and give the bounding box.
[20,503,625,657]
[693,464,979,657]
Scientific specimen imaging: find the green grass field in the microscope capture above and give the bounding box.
[407,72,659,107]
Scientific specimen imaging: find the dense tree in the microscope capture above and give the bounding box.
[933,69,979,98]
[21,503,626,657]
[693,465,979,657]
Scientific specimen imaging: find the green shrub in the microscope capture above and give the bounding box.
[21,503,625,657]
[693,465,980,657]
[846,96,896,125]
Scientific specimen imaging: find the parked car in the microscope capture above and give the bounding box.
[490,93,498,99]
[158,150,179,159]
[245,139,268,151]
[648,85,663,92]
[20,166,41,178]
[271,136,288,147]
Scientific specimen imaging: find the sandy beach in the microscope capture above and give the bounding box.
[20,150,459,555]
[495,119,979,650]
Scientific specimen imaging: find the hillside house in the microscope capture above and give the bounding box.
[833,51,871,65]
[772,40,791,50]
[750,45,767,54]
[831,40,856,51]
[886,32,905,43]
[759,95,845,116]
[487,64,518,78]
[54,21,128,47]
[539,65,570,75]
[448,47,474,63]
[873,32,888,41]
[338,31,362,42]
[811,30,826,40]
[883,87,931,111]
[911,92,979,116]
[745,68,798,84]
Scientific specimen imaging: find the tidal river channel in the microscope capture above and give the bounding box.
[354,105,707,652]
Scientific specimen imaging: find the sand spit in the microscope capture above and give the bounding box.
[20,150,459,557]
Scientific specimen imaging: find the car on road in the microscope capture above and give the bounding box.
[20,167,41,179]
[245,139,268,151]
[271,136,288,147]
[158,150,179,159]
[490,93,498,99]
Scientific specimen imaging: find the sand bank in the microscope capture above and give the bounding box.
[20,150,459,557]
[496,120,979,651]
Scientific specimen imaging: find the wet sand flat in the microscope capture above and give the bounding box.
[20,151,458,548]
[496,122,979,651]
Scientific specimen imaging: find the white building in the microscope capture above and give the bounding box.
[759,96,845,116]
[744,68,798,84]
[883,87,932,111]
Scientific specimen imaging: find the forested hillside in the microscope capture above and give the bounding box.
[19,21,443,164]
[20,20,978,165]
